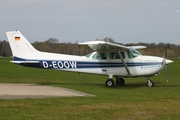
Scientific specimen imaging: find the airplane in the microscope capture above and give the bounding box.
[6,30,173,87]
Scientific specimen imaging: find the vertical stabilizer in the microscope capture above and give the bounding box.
[6,30,38,60]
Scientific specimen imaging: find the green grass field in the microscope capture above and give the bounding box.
[0,58,180,120]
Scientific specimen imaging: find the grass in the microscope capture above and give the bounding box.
[0,58,180,120]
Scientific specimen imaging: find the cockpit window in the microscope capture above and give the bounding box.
[92,52,107,60]
[127,48,141,58]
[110,52,119,59]
[110,52,125,59]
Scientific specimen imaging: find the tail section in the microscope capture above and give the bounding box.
[6,30,38,60]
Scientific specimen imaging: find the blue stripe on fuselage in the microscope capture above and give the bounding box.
[13,56,162,69]
[39,60,144,69]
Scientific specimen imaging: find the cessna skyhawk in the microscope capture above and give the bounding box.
[6,30,173,87]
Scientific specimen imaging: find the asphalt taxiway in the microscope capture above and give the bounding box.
[0,84,93,99]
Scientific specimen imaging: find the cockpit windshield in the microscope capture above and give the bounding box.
[127,48,141,58]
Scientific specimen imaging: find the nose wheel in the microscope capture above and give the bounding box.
[146,79,154,87]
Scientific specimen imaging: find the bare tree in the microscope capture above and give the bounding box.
[46,38,59,44]
[103,37,115,43]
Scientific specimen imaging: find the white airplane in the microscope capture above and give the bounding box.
[6,30,173,87]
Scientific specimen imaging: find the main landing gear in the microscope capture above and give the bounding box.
[105,76,155,87]
[105,77,125,87]
[105,79,115,87]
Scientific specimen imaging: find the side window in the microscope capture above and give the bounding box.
[92,53,107,60]
[120,52,125,59]
[110,52,120,59]
[110,52,125,59]
[85,52,93,58]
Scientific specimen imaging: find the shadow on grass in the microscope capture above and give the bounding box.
[154,82,180,87]
[39,82,149,89]
[39,81,179,89]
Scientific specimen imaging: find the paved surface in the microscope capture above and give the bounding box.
[0,84,94,99]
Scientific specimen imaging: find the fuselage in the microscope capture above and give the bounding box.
[16,50,170,78]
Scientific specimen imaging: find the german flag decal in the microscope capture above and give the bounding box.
[15,37,20,41]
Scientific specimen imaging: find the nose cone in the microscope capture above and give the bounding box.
[165,59,173,65]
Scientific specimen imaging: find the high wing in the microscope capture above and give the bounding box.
[79,41,146,51]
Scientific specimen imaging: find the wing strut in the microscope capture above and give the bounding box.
[118,49,131,75]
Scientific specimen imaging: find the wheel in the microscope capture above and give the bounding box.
[116,78,125,85]
[105,79,115,87]
[146,80,154,87]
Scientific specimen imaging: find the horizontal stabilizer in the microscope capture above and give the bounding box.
[10,61,39,64]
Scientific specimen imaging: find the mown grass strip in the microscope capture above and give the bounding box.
[0,58,180,120]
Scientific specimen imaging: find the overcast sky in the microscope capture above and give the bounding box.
[1,0,180,44]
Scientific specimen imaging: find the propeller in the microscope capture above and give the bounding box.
[165,44,170,82]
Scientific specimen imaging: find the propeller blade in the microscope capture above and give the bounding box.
[166,64,168,82]
[165,45,168,82]
[164,44,173,82]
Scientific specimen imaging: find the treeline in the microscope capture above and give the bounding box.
[32,38,92,56]
[129,42,180,58]
[0,38,180,58]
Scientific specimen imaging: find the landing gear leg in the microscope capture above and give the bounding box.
[146,77,154,87]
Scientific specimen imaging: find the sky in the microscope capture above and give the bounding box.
[1,0,180,44]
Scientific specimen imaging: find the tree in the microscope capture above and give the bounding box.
[0,40,11,57]
[2,52,6,57]
[103,37,115,43]
[46,38,59,44]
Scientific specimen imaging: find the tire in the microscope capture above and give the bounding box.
[105,79,115,87]
[146,80,154,87]
[116,78,125,85]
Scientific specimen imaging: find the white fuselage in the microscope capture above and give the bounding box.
[22,50,167,78]
[6,30,173,78]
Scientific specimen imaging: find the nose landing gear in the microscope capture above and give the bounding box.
[146,78,154,87]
